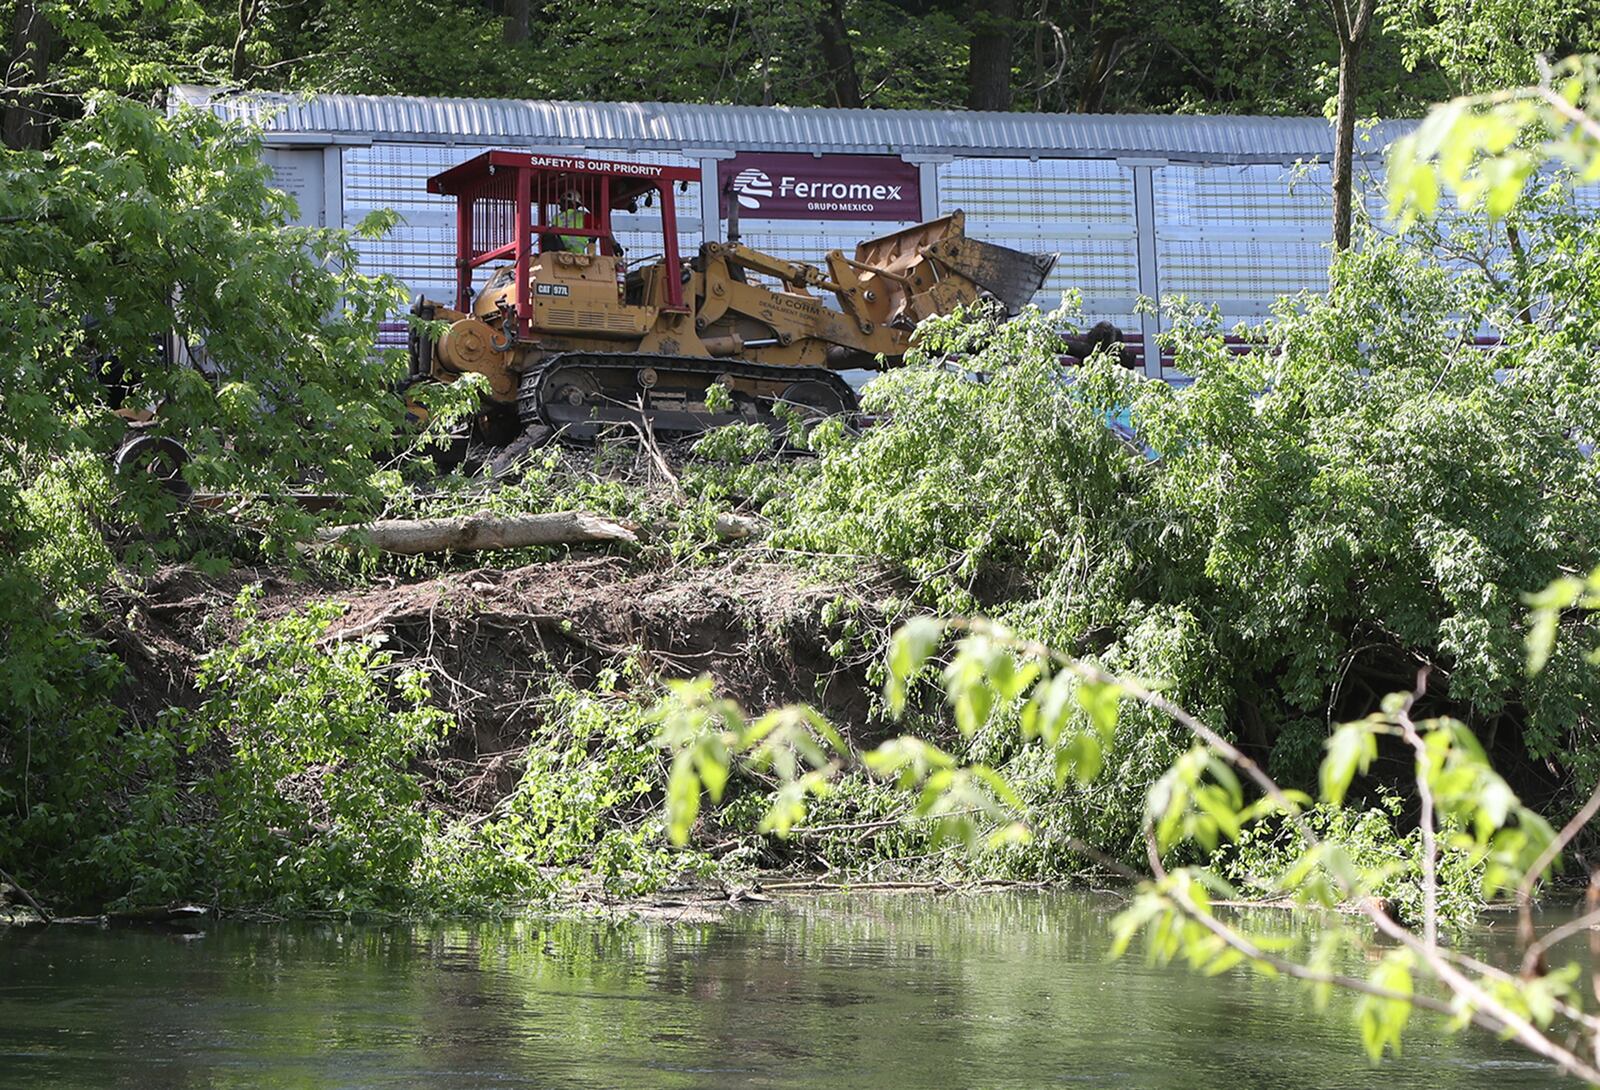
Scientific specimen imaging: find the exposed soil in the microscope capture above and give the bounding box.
[103,551,890,815]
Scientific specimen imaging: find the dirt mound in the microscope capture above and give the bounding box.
[110,554,886,761]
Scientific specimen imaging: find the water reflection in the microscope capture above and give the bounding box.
[0,893,1567,1089]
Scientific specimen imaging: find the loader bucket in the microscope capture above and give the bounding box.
[854,211,1057,316]
[854,214,967,273]
[936,235,1059,313]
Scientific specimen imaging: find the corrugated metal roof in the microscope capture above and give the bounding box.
[173,86,1415,165]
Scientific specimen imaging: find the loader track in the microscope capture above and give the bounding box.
[518,353,859,441]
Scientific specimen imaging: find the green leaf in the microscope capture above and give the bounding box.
[885,616,945,715]
[1075,679,1122,743]
[692,736,730,803]
[1055,732,1103,785]
[972,763,1024,811]
[987,820,1033,848]
[1025,672,1075,745]
[665,752,701,846]
[952,681,994,737]
[1320,722,1377,806]
[1526,606,1561,676]
[1202,946,1246,977]
[1355,950,1414,1061]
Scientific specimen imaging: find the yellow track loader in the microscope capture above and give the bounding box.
[406,151,1056,442]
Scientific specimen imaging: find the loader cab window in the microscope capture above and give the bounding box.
[429,151,696,323]
[534,174,611,257]
[542,188,591,254]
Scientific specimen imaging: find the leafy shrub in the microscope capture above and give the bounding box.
[0,576,149,907]
[779,304,1146,624]
[1,97,407,528]
[1216,795,1486,929]
[1139,239,1600,742]
[178,596,711,913]
[478,673,714,897]
[776,227,1600,855]
[184,590,454,912]
[0,97,425,906]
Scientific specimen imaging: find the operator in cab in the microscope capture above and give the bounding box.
[553,188,589,253]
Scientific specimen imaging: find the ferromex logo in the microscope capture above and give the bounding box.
[719,153,921,222]
[731,168,772,209]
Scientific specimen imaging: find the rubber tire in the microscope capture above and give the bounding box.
[113,433,192,503]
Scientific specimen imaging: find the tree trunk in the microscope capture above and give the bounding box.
[966,0,1018,112]
[816,0,863,108]
[3,1,53,151]
[1078,35,1124,113]
[503,0,530,43]
[1505,222,1534,324]
[232,0,258,83]
[309,511,639,555]
[1326,0,1375,253]
[1330,34,1362,251]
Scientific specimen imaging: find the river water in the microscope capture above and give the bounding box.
[0,892,1569,1089]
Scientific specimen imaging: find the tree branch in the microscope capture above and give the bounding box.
[955,618,1600,1082]
[1395,670,1439,948]
[0,863,50,923]
[1535,84,1600,148]
[1522,906,1600,979]
[1518,778,1600,957]
[1349,0,1376,42]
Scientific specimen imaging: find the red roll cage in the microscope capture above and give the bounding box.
[427,151,700,338]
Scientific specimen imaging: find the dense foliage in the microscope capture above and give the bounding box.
[0,98,405,509]
[15,0,1600,135]
[655,304,1600,1068]
[7,101,1600,912]
[769,203,1600,848]
[3,0,1600,919]
[0,97,409,907]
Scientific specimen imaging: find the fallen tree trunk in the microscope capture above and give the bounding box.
[714,513,764,541]
[310,511,638,555]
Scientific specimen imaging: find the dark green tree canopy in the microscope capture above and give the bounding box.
[15,0,1570,129]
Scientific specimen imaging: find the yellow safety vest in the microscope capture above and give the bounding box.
[554,207,588,253]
